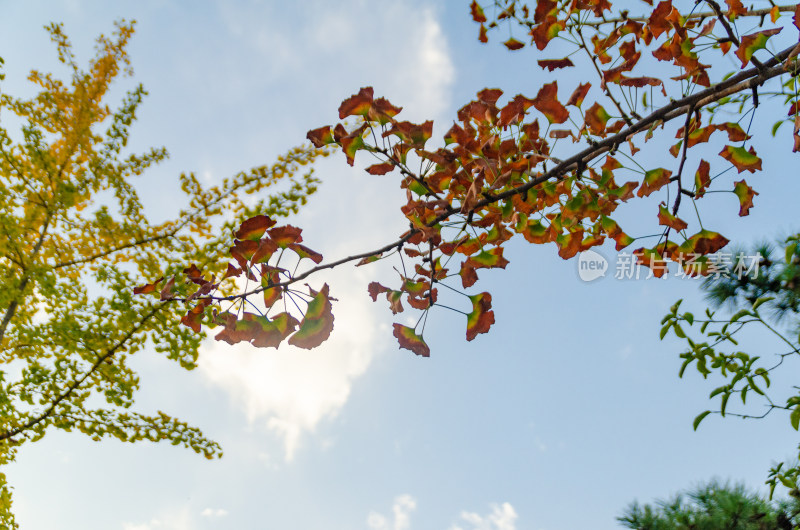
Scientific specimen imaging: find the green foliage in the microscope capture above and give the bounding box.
[662,234,800,498]
[618,480,800,529]
[0,21,324,524]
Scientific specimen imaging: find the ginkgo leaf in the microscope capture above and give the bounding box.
[392,323,430,357]
[338,87,374,119]
[538,58,574,71]
[504,37,525,51]
[252,238,279,264]
[261,269,283,310]
[733,180,758,216]
[694,159,711,198]
[532,81,569,124]
[366,162,395,175]
[306,125,335,147]
[249,312,299,349]
[658,205,688,231]
[556,230,583,259]
[681,230,730,255]
[357,253,382,266]
[181,303,207,333]
[268,225,303,248]
[288,284,334,349]
[469,0,487,23]
[466,292,495,341]
[133,277,163,295]
[566,83,591,108]
[735,28,781,67]
[600,216,634,250]
[636,168,672,197]
[289,243,323,264]
[585,102,610,135]
[719,145,762,173]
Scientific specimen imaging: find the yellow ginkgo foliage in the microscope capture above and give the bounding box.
[0,20,325,526]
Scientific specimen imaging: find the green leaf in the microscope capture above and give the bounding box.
[693,410,711,430]
[791,406,800,430]
[752,296,774,311]
[730,309,751,322]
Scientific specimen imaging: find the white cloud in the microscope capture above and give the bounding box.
[196,0,455,463]
[121,507,191,530]
[198,268,383,460]
[367,494,417,530]
[450,503,518,530]
[200,507,228,517]
[393,7,455,120]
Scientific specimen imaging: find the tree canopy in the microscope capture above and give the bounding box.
[0,20,323,525]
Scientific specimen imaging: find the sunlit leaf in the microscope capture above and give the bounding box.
[392,324,430,357]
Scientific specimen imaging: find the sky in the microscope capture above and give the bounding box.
[1,1,800,529]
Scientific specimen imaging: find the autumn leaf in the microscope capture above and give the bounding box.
[532,81,569,124]
[338,87,374,119]
[681,230,730,255]
[719,145,762,173]
[694,159,711,198]
[366,162,395,175]
[538,58,574,71]
[466,292,495,341]
[566,83,591,108]
[657,205,688,231]
[392,323,430,357]
[288,284,335,349]
[288,243,323,264]
[733,180,758,216]
[251,312,300,349]
[735,28,781,67]
[306,125,335,147]
[469,0,487,23]
[600,216,634,250]
[636,168,672,197]
[585,102,610,135]
[268,225,303,248]
[504,37,525,51]
[133,277,163,295]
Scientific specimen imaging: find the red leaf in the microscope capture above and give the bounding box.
[368,281,390,301]
[289,243,323,264]
[694,159,711,198]
[392,324,430,357]
[537,58,574,71]
[636,168,672,198]
[307,126,335,147]
[268,225,303,248]
[288,284,334,349]
[181,303,207,333]
[366,162,396,175]
[532,81,569,124]
[657,205,688,231]
[235,215,276,241]
[719,145,762,173]
[339,87,374,119]
[733,180,758,216]
[725,0,746,17]
[504,37,525,51]
[134,277,163,295]
[466,292,495,341]
[470,0,487,23]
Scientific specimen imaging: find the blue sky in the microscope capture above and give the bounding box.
[2,1,800,529]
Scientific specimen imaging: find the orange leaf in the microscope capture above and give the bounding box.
[532,81,569,124]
